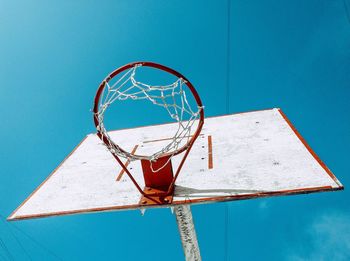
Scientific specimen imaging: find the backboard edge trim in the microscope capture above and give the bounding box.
[8,185,343,221]
[7,135,90,220]
[277,109,343,188]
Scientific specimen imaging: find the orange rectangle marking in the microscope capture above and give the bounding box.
[116,145,138,181]
[208,135,213,169]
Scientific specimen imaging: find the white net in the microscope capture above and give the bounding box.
[95,64,203,162]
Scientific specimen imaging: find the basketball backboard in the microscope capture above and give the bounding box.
[8,108,343,221]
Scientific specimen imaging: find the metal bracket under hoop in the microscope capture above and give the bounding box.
[139,187,173,205]
[139,156,175,205]
[138,156,202,260]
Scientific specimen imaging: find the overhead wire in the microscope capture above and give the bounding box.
[0,217,32,261]
[0,214,62,261]
[224,1,231,261]
[9,223,62,261]
[343,0,350,25]
[0,236,14,261]
[226,0,231,114]
[0,249,9,261]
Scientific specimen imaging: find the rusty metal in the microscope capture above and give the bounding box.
[139,187,174,206]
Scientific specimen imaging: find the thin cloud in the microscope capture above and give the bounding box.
[258,200,268,210]
[288,212,350,261]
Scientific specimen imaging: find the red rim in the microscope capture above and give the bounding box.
[93,61,205,159]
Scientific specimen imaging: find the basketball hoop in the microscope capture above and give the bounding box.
[93,62,204,203]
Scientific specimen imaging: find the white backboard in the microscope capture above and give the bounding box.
[9,108,343,220]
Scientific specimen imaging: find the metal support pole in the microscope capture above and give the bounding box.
[174,205,201,261]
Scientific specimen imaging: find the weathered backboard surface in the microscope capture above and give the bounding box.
[9,108,343,220]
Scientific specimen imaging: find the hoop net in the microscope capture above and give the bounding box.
[95,64,203,163]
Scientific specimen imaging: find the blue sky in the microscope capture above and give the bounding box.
[0,0,349,260]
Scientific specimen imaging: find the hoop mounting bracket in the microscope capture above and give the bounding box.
[139,155,174,205]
